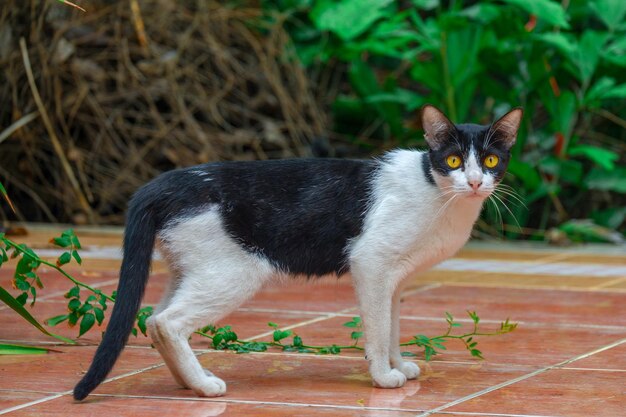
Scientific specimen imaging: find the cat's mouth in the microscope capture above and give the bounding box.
[463,187,493,199]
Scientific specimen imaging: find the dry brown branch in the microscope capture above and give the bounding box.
[19,37,95,222]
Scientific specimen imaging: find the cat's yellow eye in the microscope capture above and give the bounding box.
[446,155,462,169]
[484,154,499,168]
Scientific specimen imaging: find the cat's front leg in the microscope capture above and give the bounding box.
[389,283,420,380]
[352,265,407,389]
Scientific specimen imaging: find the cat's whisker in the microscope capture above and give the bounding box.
[433,193,458,221]
[494,191,527,210]
[487,195,504,233]
[494,187,528,209]
[490,192,522,231]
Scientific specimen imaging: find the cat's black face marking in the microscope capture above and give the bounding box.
[427,123,511,183]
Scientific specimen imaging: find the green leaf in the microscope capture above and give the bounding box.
[268,322,278,329]
[558,220,625,244]
[16,292,27,306]
[590,0,626,31]
[68,298,81,312]
[46,314,70,327]
[65,286,80,299]
[293,335,303,348]
[79,313,95,337]
[569,145,619,170]
[601,84,626,100]
[0,247,8,266]
[575,31,609,84]
[591,207,626,229]
[212,334,223,348]
[468,311,480,324]
[52,236,71,248]
[350,331,364,340]
[0,286,74,344]
[15,278,31,291]
[310,0,394,41]
[71,250,82,265]
[501,0,570,28]
[470,349,484,359]
[401,351,417,357]
[584,77,617,104]
[68,312,79,326]
[57,252,71,266]
[78,303,93,315]
[458,4,501,23]
[364,89,424,111]
[535,32,577,59]
[136,312,147,336]
[273,329,293,342]
[410,0,439,10]
[0,343,50,355]
[539,157,583,185]
[585,167,626,193]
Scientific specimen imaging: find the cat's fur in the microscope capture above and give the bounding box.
[73,105,522,400]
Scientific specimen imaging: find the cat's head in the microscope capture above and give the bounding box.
[421,105,523,200]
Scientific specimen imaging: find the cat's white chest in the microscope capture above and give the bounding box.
[394,197,481,277]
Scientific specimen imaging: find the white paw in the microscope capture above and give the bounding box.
[192,375,227,397]
[395,361,420,380]
[372,369,407,388]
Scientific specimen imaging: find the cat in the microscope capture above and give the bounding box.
[73,104,522,400]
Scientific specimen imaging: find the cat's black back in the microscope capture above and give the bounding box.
[138,159,378,276]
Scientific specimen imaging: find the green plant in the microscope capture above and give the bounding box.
[1,229,516,360]
[0,230,146,342]
[195,311,517,361]
[264,0,626,241]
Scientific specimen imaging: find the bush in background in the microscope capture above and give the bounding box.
[264,0,625,242]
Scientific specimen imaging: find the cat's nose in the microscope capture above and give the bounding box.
[468,179,482,190]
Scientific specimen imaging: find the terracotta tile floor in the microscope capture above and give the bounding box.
[1,226,625,416]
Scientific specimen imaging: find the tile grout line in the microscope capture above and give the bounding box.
[86,393,427,414]
[0,360,168,415]
[590,276,626,290]
[435,281,626,293]
[414,337,626,417]
[0,393,68,415]
[435,412,562,417]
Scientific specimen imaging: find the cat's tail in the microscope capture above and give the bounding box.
[73,195,157,401]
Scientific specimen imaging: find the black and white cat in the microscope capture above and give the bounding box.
[73,105,522,400]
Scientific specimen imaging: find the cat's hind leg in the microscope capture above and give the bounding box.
[148,262,270,397]
[148,209,274,397]
[146,270,189,389]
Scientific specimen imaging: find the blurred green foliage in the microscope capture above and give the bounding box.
[262,0,626,242]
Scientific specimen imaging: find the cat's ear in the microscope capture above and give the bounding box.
[421,104,456,150]
[490,107,523,149]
